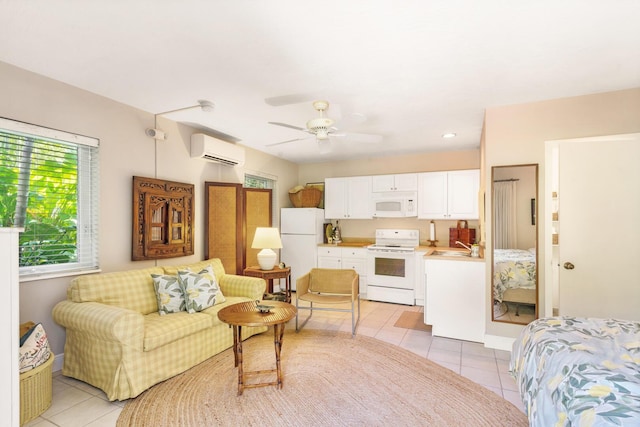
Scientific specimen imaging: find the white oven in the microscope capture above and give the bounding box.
[366,229,418,305]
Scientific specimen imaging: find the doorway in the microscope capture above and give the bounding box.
[546,133,640,320]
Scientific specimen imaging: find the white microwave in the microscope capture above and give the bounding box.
[371,192,418,217]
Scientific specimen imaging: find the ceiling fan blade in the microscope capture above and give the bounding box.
[264,92,321,107]
[268,121,306,131]
[266,137,311,147]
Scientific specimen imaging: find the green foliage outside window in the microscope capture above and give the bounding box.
[0,136,79,266]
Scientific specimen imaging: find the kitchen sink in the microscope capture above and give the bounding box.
[430,250,471,257]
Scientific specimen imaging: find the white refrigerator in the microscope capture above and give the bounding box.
[280,208,325,291]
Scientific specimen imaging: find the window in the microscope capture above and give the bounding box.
[0,118,99,279]
[244,172,277,225]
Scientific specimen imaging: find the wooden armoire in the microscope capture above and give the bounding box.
[204,182,272,274]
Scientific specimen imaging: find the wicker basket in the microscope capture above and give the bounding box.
[289,187,322,208]
[20,353,54,425]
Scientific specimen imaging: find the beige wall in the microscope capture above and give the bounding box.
[484,87,640,340]
[0,61,299,356]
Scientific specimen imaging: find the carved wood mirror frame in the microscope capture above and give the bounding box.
[132,176,194,261]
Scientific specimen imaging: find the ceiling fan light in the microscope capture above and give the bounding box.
[316,129,329,140]
[318,139,331,154]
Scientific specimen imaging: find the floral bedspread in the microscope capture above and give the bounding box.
[510,317,640,427]
[493,248,536,302]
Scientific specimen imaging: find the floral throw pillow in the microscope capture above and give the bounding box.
[177,265,224,313]
[19,323,51,373]
[151,274,185,315]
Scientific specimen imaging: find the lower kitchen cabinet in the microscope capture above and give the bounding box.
[425,258,485,343]
[317,246,368,298]
[414,251,426,306]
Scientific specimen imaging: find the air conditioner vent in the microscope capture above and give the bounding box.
[190,133,245,167]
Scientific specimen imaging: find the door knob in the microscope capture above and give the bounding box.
[563,262,575,270]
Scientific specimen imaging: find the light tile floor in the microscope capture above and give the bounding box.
[26,298,525,426]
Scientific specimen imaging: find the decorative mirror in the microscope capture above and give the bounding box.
[491,164,538,324]
[132,176,194,261]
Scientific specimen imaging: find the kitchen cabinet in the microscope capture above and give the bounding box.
[418,169,479,219]
[425,258,485,343]
[324,176,372,219]
[371,173,417,192]
[414,250,426,306]
[317,246,368,297]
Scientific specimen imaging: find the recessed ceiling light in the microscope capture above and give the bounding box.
[442,133,456,139]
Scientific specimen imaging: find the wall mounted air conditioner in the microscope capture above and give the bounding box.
[190,133,245,167]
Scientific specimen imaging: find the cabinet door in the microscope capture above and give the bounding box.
[317,256,341,269]
[394,173,418,192]
[371,174,395,192]
[447,170,479,219]
[418,172,448,219]
[346,176,372,219]
[324,177,347,219]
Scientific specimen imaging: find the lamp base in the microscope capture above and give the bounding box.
[257,248,277,270]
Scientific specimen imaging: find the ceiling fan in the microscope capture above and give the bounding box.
[266,100,382,151]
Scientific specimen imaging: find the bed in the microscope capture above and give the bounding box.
[510,317,640,427]
[493,248,536,311]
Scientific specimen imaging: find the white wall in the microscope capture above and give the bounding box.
[484,87,640,340]
[0,61,299,357]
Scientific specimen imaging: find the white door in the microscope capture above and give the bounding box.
[558,133,640,320]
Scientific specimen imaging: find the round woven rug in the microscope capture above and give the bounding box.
[117,329,527,426]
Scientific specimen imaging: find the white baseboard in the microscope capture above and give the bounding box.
[52,352,64,373]
[484,334,515,352]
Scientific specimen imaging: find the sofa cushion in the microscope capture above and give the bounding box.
[143,311,212,351]
[151,274,186,315]
[162,258,226,285]
[68,267,164,315]
[178,265,223,313]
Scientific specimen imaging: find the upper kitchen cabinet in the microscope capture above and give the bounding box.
[324,176,372,219]
[418,170,479,219]
[371,173,418,192]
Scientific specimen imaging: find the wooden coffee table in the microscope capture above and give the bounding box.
[217,300,296,395]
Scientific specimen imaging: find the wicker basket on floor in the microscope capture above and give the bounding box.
[289,187,322,208]
[20,353,54,425]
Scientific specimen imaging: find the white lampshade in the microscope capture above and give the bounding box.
[251,227,283,270]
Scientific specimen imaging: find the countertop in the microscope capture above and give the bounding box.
[316,241,484,261]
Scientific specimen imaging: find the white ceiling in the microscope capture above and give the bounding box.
[1,1,639,164]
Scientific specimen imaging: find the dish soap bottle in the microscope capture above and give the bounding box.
[333,220,342,244]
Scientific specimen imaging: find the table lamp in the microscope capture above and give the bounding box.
[251,227,283,270]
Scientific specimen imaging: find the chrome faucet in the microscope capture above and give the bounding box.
[455,241,472,252]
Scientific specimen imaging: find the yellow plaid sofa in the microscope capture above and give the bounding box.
[52,258,267,401]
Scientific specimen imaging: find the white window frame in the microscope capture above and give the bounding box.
[0,117,100,280]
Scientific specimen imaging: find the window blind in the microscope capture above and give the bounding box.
[0,118,99,278]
